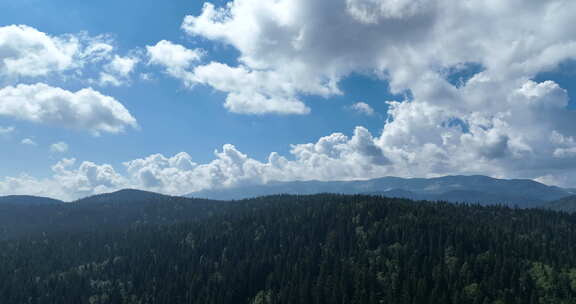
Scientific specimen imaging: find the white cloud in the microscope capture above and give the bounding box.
[0,24,142,88]
[0,25,79,78]
[108,55,139,76]
[0,158,127,201]
[0,158,124,200]
[193,62,311,114]
[0,83,137,134]
[350,102,375,116]
[78,34,115,63]
[0,128,390,200]
[51,158,126,199]
[146,40,203,86]
[0,111,572,200]
[176,0,576,184]
[99,55,140,86]
[146,40,313,114]
[50,141,69,153]
[0,25,115,79]
[21,138,37,146]
[181,0,576,103]
[0,25,159,134]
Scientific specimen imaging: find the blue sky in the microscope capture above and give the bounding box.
[0,0,391,172]
[1,0,576,200]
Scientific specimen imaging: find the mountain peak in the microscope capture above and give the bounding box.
[74,188,173,204]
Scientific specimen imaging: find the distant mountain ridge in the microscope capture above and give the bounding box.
[0,175,572,209]
[0,189,184,206]
[188,175,571,208]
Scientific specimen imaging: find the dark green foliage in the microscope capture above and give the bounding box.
[1,194,576,303]
[0,192,227,240]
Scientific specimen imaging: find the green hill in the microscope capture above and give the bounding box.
[0,189,226,241]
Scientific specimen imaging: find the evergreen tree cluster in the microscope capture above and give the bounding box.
[1,194,576,303]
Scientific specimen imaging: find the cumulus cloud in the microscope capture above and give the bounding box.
[350,102,375,116]
[52,158,126,197]
[181,0,576,99]
[50,141,69,153]
[0,24,143,88]
[0,110,572,200]
[146,40,203,86]
[0,158,128,201]
[0,25,79,78]
[145,40,312,114]
[193,62,311,114]
[0,128,392,200]
[0,83,137,134]
[0,25,138,138]
[0,25,115,79]
[176,0,576,184]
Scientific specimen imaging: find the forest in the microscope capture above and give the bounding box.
[1,193,576,303]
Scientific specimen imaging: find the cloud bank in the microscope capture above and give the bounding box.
[179,0,576,186]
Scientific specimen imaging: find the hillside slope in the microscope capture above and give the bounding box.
[0,189,226,240]
[1,194,575,303]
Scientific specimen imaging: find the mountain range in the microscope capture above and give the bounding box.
[0,175,574,212]
[188,175,573,208]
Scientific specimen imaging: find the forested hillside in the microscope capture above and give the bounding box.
[547,195,576,213]
[0,190,227,240]
[1,194,576,303]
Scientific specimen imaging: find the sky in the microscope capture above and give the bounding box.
[1,0,576,200]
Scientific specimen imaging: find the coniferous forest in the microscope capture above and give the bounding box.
[2,194,576,303]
